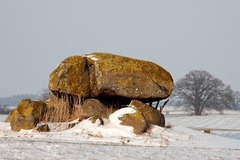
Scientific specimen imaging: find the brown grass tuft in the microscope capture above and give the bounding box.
[41,95,82,122]
[203,129,211,134]
[165,125,173,129]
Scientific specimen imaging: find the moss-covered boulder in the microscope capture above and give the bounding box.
[130,99,165,127]
[8,98,47,132]
[49,52,174,104]
[79,98,116,120]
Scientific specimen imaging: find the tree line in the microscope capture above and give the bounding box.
[0,94,37,106]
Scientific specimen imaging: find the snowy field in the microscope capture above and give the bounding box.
[1,107,240,160]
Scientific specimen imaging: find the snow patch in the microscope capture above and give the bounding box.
[85,54,98,61]
[109,107,136,125]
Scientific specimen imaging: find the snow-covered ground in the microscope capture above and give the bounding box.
[165,107,240,141]
[1,107,240,160]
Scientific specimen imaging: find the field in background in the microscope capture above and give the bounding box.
[164,106,240,140]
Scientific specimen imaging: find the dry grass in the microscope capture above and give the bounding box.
[203,129,211,134]
[165,125,173,129]
[106,105,118,118]
[41,95,122,123]
[41,95,82,122]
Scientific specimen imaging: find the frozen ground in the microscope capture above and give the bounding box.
[1,107,240,160]
[165,107,240,141]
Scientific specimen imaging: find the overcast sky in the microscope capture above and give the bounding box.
[0,1,240,97]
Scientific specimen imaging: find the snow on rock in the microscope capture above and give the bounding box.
[69,108,136,138]
[108,107,135,132]
[54,63,61,70]
[85,54,99,61]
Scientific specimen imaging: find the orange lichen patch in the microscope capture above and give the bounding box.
[49,56,90,97]
[119,106,148,134]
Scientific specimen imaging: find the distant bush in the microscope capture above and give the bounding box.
[0,104,11,114]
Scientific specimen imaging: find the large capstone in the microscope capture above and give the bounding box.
[48,52,174,105]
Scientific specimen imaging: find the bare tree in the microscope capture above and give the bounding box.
[0,103,11,114]
[171,70,234,115]
[232,91,240,110]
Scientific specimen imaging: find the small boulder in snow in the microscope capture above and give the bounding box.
[8,98,47,132]
[130,99,165,127]
[79,98,116,120]
[109,107,148,134]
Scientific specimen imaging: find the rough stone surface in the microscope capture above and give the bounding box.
[67,122,80,129]
[89,115,104,126]
[130,99,165,127]
[49,53,174,103]
[117,107,148,134]
[36,124,50,132]
[79,98,116,120]
[9,98,47,132]
[48,55,90,97]
[5,109,14,122]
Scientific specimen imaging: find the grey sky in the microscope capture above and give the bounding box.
[0,1,240,97]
